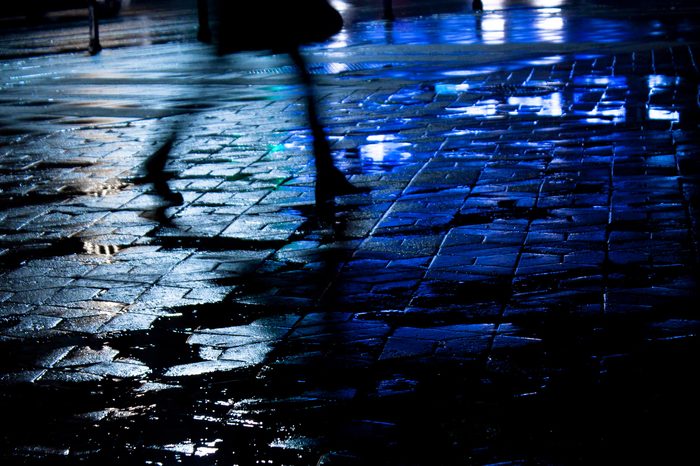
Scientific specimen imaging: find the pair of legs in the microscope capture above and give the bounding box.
[142,2,361,217]
[142,48,359,213]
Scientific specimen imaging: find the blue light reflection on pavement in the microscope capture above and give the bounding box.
[325,0,688,49]
[1,1,698,464]
[508,93,564,116]
[359,137,413,173]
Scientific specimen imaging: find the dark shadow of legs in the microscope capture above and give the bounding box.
[134,136,183,225]
[142,136,184,207]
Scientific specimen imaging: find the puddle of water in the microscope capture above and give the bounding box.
[574,75,628,88]
[507,92,563,116]
[359,140,413,173]
[269,436,318,451]
[647,107,680,122]
[435,83,471,94]
[440,68,500,78]
[444,101,500,117]
[164,359,248,377]
[520,55,564,66]
[331,0,692,49]
[442,129,485,137]
[647,74,680,89]
[135,382,181,393]
[584,105,626,123]
[152,438,222,457]
[162,315,299,378]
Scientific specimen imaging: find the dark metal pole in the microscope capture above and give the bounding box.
[88,0,102,54]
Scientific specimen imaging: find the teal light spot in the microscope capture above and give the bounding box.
[272,177,292,188]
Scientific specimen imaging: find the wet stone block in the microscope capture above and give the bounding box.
[98,312,159,333]
[219,342,273,365]
[80,360,150,378]
[0,370,45,384]
[55,345,119,367]
[378,337,436,361]
[434,335,492,360]
[1,314,62,337]
[164,359,248,377]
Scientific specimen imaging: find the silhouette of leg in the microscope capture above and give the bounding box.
[473,0,484,13]
[287,47,364,209]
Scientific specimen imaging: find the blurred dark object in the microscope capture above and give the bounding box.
[1,0,122,19]
[212,0,343,54]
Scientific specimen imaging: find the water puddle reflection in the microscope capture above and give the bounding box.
[508,92,563,116]
[163,316,298,377]
[152,439,221,457]
[435,83,471,94]
[574,75,627,88]
[647,107,679,122]
[647,74,680,88]
[359,136,413,173]
[444,100,500,118]
[325,0,694,50]
[269,436,318,451]
[427,68,685,127]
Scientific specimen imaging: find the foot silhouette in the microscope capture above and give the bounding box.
[315,165,367,205]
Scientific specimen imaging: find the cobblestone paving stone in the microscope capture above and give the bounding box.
[2,1,700,464]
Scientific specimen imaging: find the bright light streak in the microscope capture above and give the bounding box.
[648,107,680,121]
[529,0,564,7]
[647,74,678,89]
[435,83,471,94]
[360,142,412,164]
[329,0,350,12]
[482,14,506,44]
[508,92,563,116]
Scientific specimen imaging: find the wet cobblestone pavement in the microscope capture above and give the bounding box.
[1,0,700,464]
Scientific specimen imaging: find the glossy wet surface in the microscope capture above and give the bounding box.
[1,0,700,464]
